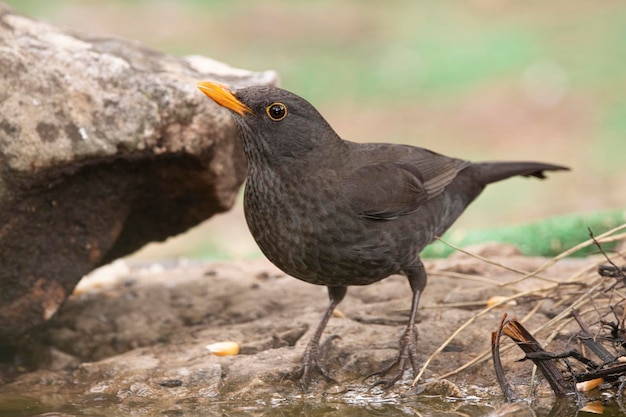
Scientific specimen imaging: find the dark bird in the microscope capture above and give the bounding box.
[197,81,569,389]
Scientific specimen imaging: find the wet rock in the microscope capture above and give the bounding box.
[0,255,594,410]
[0,4,278,341]
[419,379,464,398]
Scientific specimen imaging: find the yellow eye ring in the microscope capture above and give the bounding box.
[266,102,288,121]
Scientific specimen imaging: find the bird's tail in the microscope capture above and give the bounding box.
[472,161,569,185]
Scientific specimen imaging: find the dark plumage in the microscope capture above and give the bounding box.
[197,82,569,389]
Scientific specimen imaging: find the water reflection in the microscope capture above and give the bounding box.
[2,395,626,417]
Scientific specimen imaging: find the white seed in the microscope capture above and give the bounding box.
[487,296,516,308]
[576,378,603,392]
[332,309,345,318]
[206,341,240,356]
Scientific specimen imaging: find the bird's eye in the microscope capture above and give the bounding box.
[266,103,287,121]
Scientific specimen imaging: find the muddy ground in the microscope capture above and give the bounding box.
[0,244,608,415]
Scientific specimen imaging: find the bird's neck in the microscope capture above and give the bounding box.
[240,133,347,173]
[243,138,348,197]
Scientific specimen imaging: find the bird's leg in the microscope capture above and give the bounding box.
[367,261,427,388]
[295,285,347,391]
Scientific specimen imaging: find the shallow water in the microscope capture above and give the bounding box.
[2,395,626,417]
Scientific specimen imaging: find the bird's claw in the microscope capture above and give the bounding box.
[291,358,336,392]
[366,360,406,389]
[366,326,419,389]
[289,335,340,391]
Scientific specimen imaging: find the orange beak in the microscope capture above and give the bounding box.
[197,81,252,116]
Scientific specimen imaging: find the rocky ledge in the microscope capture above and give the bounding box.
[0,245,601,415]
[0,2,276,340]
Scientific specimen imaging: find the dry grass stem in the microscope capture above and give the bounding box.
[411,223,626,389]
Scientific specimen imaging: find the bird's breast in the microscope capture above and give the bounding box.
[242,169,405,286]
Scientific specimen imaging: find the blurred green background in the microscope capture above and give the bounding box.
[7,0,626,260]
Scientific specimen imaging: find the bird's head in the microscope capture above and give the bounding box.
[197,82,341,163]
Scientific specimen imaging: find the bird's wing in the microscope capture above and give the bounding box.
[406,154,471,197]
[342,153,470,220]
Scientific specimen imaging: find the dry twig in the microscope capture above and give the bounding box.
[412,222,626,398]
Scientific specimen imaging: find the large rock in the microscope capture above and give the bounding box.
[0,3,278,342]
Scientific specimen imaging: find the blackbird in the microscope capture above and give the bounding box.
[197,81,568,389]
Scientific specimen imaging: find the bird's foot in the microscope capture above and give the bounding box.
[366,326,419,389]
[289,335,339,391]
